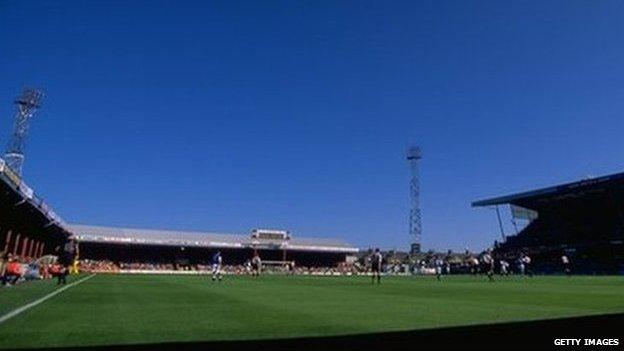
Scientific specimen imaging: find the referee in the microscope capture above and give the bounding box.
[371,248,383,284]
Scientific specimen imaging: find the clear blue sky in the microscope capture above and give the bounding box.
[1,1,624,251]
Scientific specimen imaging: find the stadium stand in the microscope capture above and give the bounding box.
[473,171,624,274]
[0,157,71,264]
[70,224,358,269]
[0,150,361,283]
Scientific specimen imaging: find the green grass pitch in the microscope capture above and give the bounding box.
[0,274,623,349]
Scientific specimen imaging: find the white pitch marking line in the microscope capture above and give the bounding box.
[0,273,96,325]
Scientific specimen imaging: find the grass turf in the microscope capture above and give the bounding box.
[0,274,623,349]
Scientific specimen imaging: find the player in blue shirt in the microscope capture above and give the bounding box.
[211,251,223,282]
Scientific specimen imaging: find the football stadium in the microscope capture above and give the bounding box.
[0,113,623,349]
[2,2,624,350]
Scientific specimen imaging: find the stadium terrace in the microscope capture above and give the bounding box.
[70,225,358,267]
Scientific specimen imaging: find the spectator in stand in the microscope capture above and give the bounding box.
[48,263,62,280]
[0,251,8,279]
[40,262,50,279]
[2,256,22,286]
[24,259,41,281]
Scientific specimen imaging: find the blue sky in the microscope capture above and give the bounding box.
[1,1,624,251]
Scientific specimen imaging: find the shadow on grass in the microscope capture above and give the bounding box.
[9,313,623,351]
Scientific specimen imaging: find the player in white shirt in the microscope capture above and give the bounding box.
[561,254,571,276]
[521,253,533,277]
[468,256,480,275]
[481,250,494,281]
[516,256,525,275]
[287,260,295,275]
[499,259,510,276]
[244,259,252,274]
[434,258,444,281]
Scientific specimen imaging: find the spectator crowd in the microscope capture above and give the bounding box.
[2,247,573,287]
[79,259,358,276]
[1,250,68,287]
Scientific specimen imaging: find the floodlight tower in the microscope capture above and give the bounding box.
[4,88,43,176]
[406,146,422,254]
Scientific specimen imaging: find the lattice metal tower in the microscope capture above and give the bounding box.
[4,88,43,176]
[407,146,422,254]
